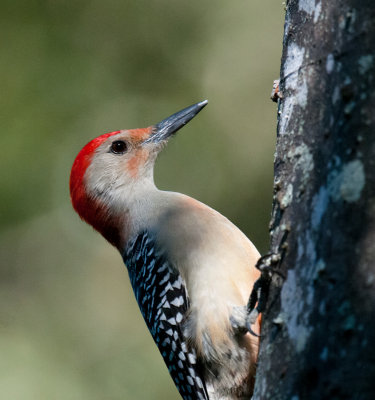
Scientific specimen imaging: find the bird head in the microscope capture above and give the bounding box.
[69,100,207,248]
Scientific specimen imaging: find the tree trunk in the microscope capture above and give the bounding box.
[252,1,375,399]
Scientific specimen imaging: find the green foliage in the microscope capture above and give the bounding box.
[0,1,283,398]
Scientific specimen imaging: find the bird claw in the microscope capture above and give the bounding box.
[230,306,261,337]
[246,253,284,336]
[246,309,261,337]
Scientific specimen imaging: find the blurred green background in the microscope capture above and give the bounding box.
[0,1,283,399]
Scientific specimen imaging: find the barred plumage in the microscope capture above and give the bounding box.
[70,101,261,399]
[124,231,209,400]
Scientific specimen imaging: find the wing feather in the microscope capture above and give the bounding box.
[123,231,209,400]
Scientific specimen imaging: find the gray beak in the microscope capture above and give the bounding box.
[144,100,208,144]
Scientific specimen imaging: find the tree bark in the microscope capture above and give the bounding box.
[253,1,375,399]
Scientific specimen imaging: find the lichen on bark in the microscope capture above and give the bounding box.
[253,1,375,399]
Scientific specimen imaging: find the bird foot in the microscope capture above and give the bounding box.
[245,253,285,336]
[230,305,261,338]
[231,253,285,337]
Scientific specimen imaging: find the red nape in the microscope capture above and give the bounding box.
[69,131,123,246]
[70,131,121,197]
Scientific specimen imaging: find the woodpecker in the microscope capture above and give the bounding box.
[70,101,261,400]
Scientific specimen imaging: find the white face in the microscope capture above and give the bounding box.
[84,129,160,209]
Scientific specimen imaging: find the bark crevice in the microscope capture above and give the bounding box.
[253,1,375,399]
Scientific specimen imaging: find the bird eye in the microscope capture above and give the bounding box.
[110,140,127,154]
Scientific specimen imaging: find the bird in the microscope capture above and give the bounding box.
[69,100,261,400]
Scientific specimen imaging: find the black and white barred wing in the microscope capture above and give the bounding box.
[123,231,209,400]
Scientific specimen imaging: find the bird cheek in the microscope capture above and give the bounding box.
[126,149,148,178]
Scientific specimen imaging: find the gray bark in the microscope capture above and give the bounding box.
[253,1,375,399]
